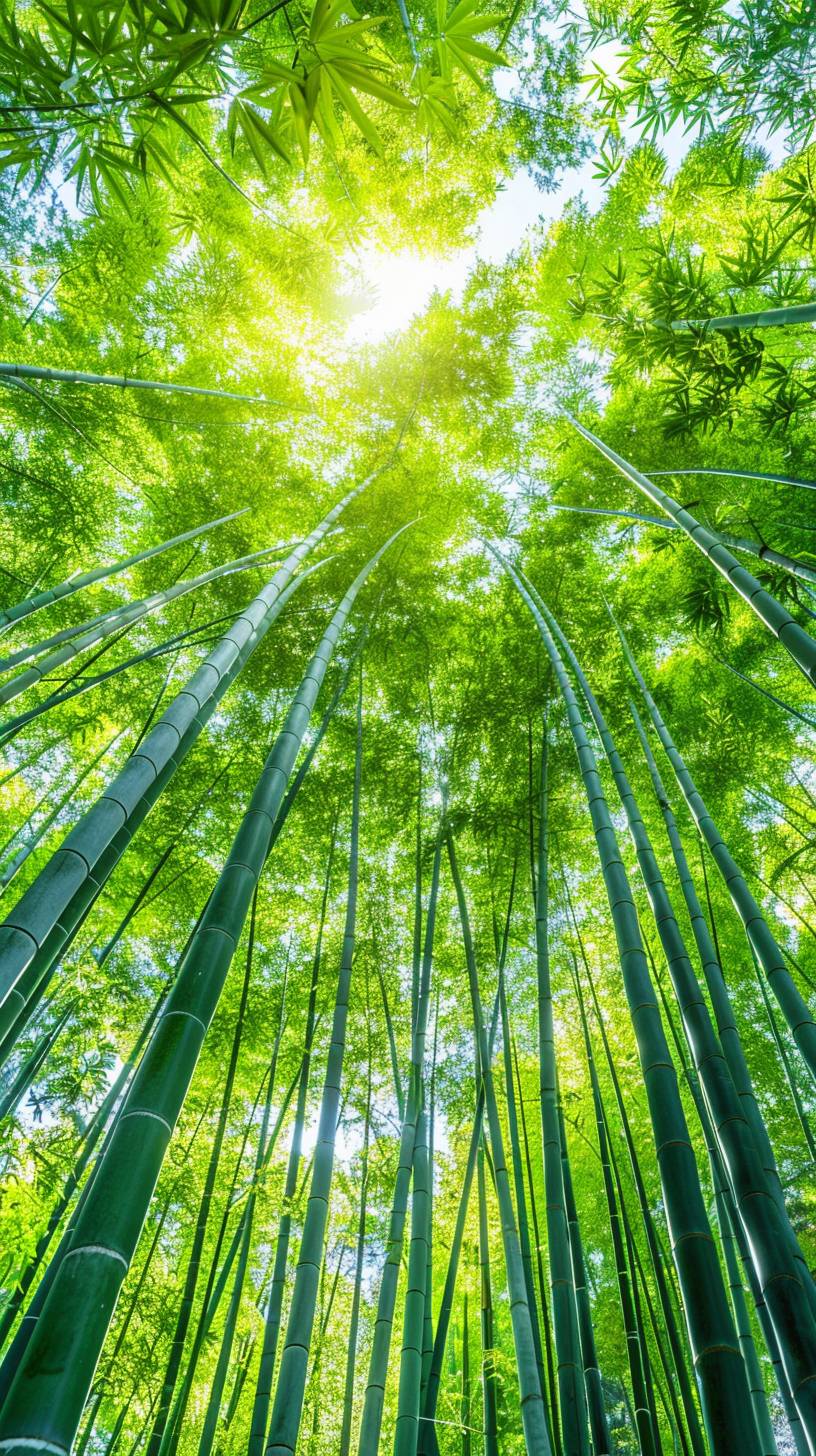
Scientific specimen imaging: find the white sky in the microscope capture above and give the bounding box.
[343,45,792,348]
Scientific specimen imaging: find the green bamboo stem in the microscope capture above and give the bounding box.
[477,1123,500,1456]
[626,1217,688,1456]
[575,931,703,1456]
[222,1332,255,1436]
[0,477,373,1031]
[663,302,816,331]
[0,556,327,1058]
[0,997,195,1410]
[145,896,256,1456]
[0,361,277,402]
[753,954,816,1167]
[0,554,288,677]
[535,590,816,1440]
[610,609,816,1087]
[420,1092,483,1455]
[531,724,590,1456]
[649,468,816,492]
[494,549,759,1456]
[0,526,407,1454]
[265,671,365,1456]
[571,964,660,1456]
[195,969,286,1456]
[512,1038,561,1456]
[653,957,779,1456]
[0,1002,71,1120]
[0,615,232,744]
[378,964,405,1120]
[447,829,552,1455]
[74,1106,209,1456]
[412,756,423,1030]
[500,982,550,1415]
[557,1096,612,1456]
[419,992,502,1456]
[461,1293,472,1456]
[159,1061,301,1456]
[494,860,549,1431]
[93,759,234,971]
[393,1095,431,1454]
[0,729,71,790]
[246,821,337,1456]
[0,543,296,706]
[339,1027,371,1456]
[712,659,816,732]
[0,509,248,630]
[357,830,443,1456]
[0,986,166,1360]
[0,731,123,891]
[422,996,439,1408]
[567,416,816,688]
[628,700,816,1276]
[551,504,816,586]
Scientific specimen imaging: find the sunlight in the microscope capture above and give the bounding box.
[343,244,471,345]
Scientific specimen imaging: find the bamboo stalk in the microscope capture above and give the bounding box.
[610,608,816,1086]
[567,416,816,688]
[265,672,365,1456]
[0,509,249,631]
[0,526,409,1453]
[0,477,374,1031]
[491,546,760,1455]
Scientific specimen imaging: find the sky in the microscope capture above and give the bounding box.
[343,47,792,348]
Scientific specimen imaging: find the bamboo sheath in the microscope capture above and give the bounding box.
[0,522,410,1453]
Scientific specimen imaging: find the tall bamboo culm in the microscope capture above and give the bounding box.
[0,477,375,1036]
[264,670,364,1456]
[491,544,762,1456]
[356,830,443,1456]
[447,830,552,1456]
[0,525,409,1453]
[533,725,590,1456]
[609,608,816,1088]
[535,590,816,1446]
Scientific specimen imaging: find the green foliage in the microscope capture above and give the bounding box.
[0,7,815,1456]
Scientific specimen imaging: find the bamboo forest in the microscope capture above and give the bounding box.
[1,1,816,1453]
